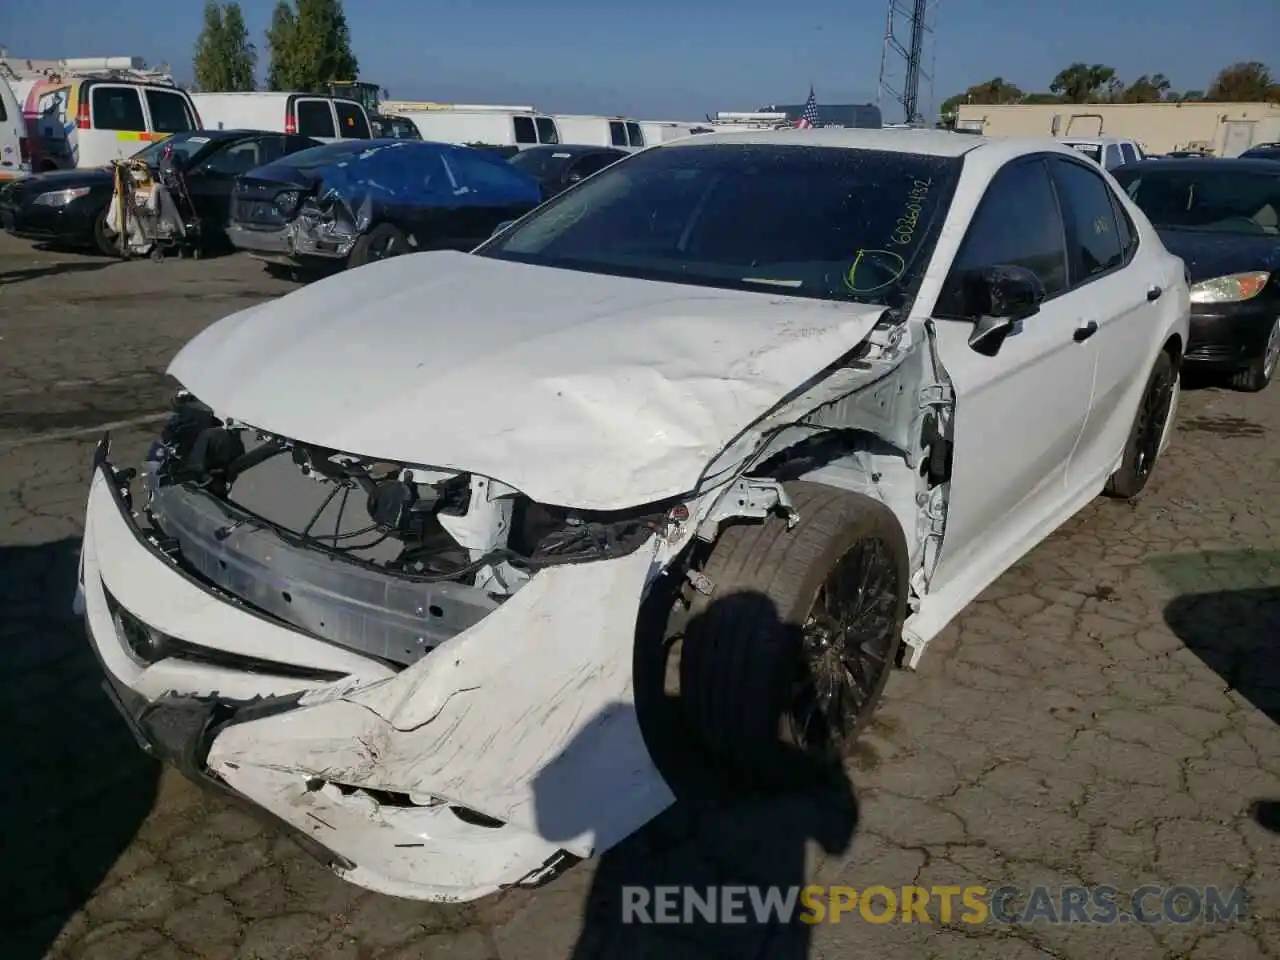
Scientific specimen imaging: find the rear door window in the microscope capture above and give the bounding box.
[91,85,146,132]
[295,99,336,138]
[609,121,627,147]
[535,117,559,144]
[334,101,371,138]
[626,122,644,147]
[513,116,537,144]
[144,89,197,134]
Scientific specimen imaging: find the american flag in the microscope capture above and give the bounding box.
[795,88,819,128]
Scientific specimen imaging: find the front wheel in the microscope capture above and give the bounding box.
[1104,350,1177,500]
[347,223,408,270]
[92,208,119,257]
[672,481,908,789]
[1229,317,1279,393]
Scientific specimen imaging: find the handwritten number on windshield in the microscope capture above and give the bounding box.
[891,179,932,247]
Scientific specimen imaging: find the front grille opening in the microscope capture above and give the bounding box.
[103,586,349,682]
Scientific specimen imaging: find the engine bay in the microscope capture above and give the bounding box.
[138,392,669,667]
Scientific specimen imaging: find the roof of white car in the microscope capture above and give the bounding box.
[1057,136,1133,146]
[661,126,1085,163]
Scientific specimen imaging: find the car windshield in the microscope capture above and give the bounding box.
[130,132,213,166]
[373,118,420,139]
[1061,142,1102,163]
[507,148,577,179]
[1113,168,1280,235]
[476,142,961,306]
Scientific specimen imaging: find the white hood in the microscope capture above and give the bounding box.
[168,251,886,510]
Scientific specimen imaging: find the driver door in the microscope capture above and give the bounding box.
[926,156,1098,595]
[190,136,286,230]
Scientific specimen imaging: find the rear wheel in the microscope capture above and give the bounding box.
[347,223,408,269]
[1104,350,1177,499]
[1229,317,1280,393]
[671,482,907,789]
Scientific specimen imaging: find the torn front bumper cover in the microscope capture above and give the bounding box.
[78,435,675,901]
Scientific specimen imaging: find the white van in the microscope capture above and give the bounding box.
[189,93,372,142]
[402,108,561,151]
[555,115,647,151]
[0,74,27,181]
[14,76,200,171]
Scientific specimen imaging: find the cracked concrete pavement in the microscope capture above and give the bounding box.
[1,234,1278,959]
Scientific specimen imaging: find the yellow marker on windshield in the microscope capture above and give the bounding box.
[845,248,906,295]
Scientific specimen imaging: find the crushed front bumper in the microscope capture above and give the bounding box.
[78,435,674,901]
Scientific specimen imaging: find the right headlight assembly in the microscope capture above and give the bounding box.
[1189,271,1270,304]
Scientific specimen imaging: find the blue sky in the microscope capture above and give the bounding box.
[3,0,1276,121]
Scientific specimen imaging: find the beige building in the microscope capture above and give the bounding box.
[954,101,1280,156]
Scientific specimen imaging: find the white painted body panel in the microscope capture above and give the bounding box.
[168,251,889,510]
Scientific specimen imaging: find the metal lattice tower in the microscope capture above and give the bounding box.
[877,0,938,125]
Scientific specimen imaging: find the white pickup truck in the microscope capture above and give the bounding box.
[1057,136,1146,171]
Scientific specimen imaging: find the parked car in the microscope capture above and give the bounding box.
[507,144,629,198]
[77,129,1187,904]
[227,139,543,272]
[190,93,372,143]
[1113,156,1280,391]
[0,129,321,254]
[369,114,422,140]
[1240,143,1280,162]
[17,76,199,171]
[1057,136,1145,170]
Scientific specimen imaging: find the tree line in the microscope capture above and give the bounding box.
[941,61,1280,124]
[191,0,357,93]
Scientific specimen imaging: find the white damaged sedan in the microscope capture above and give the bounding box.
[77,128,1189,902]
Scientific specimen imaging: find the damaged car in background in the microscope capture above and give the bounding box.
[78,130,1189,903]
[226,139,542,273]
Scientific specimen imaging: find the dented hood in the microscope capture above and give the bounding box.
[168,251,885,510]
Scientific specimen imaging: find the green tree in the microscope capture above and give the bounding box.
[1049,63,1117,103]
[265,0,358,92]
[939,77,1024,126]
[1122,74,1171,103]
[193,1,256,92]
[1207,62,1280,102]
[1168,89,1205,103]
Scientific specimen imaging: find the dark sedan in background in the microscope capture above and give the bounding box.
[228,139,543,272]
[1241,143,1280,162]
[507,144,630,199]
[1114,157,1280,391]
[0,130,322,256]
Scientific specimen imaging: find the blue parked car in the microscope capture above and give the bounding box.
[227,139,543,272]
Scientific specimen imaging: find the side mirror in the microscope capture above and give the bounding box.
[565,171,583,184]
[492,220,515,237]
[965,264,1046,357]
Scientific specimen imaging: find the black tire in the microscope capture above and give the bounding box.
[1104,350,1177,500]
[347,223,408,269]
[1228,318,1279,392]
[673,481,908,789]
[92,207,119,257]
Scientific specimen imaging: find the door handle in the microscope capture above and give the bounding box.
[1073,321,1099,342]
[1147,285,1163,301]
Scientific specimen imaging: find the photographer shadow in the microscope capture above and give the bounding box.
[532,589,860,959]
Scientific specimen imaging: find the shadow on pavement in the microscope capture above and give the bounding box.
[534,590,860,959]
[0,537,160,959]
[0,261,117,286]
[1159,553,1280,837]
[1250,801,1280,833]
